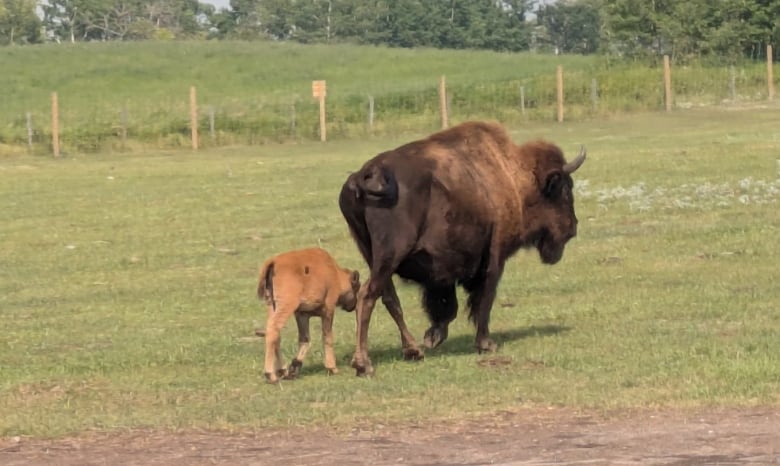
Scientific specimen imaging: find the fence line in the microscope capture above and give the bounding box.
[1,57,776,157]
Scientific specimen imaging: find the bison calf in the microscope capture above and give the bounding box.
[257,247,360,384]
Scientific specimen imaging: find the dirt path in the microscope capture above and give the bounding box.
[2,407,779,465]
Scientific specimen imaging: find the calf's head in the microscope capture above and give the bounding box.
[531,145,586,265]
[337,269,361,312]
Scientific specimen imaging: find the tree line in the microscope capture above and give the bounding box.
[1,0,778,61]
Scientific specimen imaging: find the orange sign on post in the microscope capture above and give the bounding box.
[312,80,327,98]
[312,80,327,142]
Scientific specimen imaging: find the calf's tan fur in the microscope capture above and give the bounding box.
[257,247,360,384]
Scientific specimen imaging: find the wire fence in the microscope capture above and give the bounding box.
[1,56,776,156]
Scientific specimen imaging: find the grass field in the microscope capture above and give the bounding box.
[1,105,780,438]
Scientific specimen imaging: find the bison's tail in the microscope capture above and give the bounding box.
[257,260,276,312]
[350,165,398,206]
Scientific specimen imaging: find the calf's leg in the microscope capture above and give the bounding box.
[320,312,338,375]
[264,306,291,384]
[286,312,311,380]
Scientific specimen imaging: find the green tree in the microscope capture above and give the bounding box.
[600,0,780,61]
[601,0,674,59]
[0,0,42,45]
[42,0,215,42]
[537,0,601,54]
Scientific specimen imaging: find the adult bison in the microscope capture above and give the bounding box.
[339,121,586,376]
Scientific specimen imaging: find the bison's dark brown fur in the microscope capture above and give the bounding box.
[257,247,360,384]
[339,121,586,376]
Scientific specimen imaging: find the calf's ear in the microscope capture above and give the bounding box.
[542,171,565,198]
[350,270,360,287]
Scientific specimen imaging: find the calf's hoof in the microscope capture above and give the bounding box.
[264,372,279,384]
[402,346,425,361]
[283,359,303,380]
[354,365,375,377]
[476,338,498,354]
[423,326,448,349]
[326,367,339,376]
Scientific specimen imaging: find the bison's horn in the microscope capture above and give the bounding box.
[563,145,586,174]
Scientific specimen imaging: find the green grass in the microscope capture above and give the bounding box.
[1,106,780,437]
[1,41,775,153]
[0,41,592,152]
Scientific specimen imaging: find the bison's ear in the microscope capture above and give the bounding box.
[542,171,565,199]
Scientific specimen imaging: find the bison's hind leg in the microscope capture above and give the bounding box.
[381,281,424,361]
[422,285,458,349]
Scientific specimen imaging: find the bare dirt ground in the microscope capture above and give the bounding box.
[2,407,779,465]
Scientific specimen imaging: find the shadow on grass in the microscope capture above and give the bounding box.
[295,324,571,374]
[370,324,571,364]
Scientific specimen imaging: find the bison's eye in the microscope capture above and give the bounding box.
[561,186,572,202]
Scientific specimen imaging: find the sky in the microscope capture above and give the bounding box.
[203,0,231,10]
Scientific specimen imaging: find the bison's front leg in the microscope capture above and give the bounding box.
[422,285,457,349]
[469,258,504,354]
[381,281,424,361]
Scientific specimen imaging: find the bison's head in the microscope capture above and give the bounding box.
[338,269,361,312]
[531,145,586,265]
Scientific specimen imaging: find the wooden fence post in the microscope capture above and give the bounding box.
[439,75,449,129]
[208,105,216,141]
[26,112,33,151]
[768,45,775,101]
[120,106,128,147]
[190,86,198,150]
[729,66,737,102]
[289,101,296,137]
[368,95,375,131]
[311,80,327,142]
[590,78,599,112]
[51,92,60,158]
[519,85,526,117]
[664,55,672,112]
[556,65,564,123]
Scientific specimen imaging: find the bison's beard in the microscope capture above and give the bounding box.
[535,230,565,265]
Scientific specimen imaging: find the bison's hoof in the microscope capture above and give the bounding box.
[476,338,498,354]
[403,347,425,361]
[423,326,449,349]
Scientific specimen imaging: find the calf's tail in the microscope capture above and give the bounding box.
[257,260,276,312]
